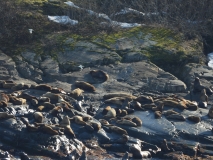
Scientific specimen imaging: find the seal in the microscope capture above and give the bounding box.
[99,119,110,126]
[70,115,87,125]
[166,114,186,121]
[37,105,45,111]
[116,119,137,127]
[104,97,126,106]
[89,122,101,131]
[163,99,187,110]
[8,95,26,105]
[155,111,162,119]
[103,93,137,100]
[31,98,38,107]
[11,83,25,90]
[108,125,128,135]
[70,88,84,99]
[33,112,43,123]
[132,117,142,126]
[130,101,144,111]
[35,84,52,91]
[39,125,59,135]
[200,89,208,102]
[0,101,8,107]
[2,81,16,89]
[161,139,170,152]
[152,103,164,112]
[136,95,154,104]
[162,110,179,116]
[193,77,213,94]
[129,144,151,159]
[59,115,75,138]
[42,92,64,103]
[90,70,109,82]
[115,134,129,144]
[50,106,63,116]
[0,112,14,119]
[0,93,9,102]
[75,81,96,92]
[40,102,55,109]
[187,115,201,123]
[102,106,116,119]
[208,106,213,118]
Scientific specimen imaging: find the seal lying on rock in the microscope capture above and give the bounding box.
[193,77,213,94]
[129,144,151,159]
[187,115,201,123]
[0,112,14,119]
[34,112,43,123]
[102,106,116,119]
[70,88,84,99]
[59,115,75,138]
[104,97,127,106]
[70,115,89,126]
[90,70,109,82]
[75,81,96,92]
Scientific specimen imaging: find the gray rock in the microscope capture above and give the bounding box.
[21,52,41,67]
[122,52,147,63]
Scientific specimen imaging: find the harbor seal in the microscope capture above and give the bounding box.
[75,81,96,92]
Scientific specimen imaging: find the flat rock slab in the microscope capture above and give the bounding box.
[46,61,187,93]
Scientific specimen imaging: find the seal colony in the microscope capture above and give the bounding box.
[0,71,213,159]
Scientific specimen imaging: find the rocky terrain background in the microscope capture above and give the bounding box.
[0,0,213,160]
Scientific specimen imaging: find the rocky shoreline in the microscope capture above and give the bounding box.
[0,48,213,159]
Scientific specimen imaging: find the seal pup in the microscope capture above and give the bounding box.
[33,112,43,123]
[102,106,116,119]
[193,77,213,94]
[90,70,109,82]
[75,81,96,92]
[0,112,14,119]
